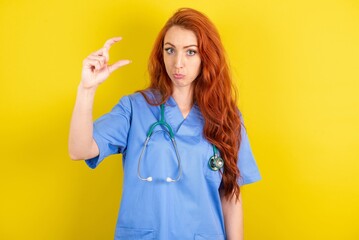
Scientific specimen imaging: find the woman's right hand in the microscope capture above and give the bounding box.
[80,36,131,90]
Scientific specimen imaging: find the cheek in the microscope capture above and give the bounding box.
[193,60,202,75]
[164,56,173,68]
[163,56,171,73]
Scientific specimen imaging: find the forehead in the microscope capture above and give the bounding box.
[164,26,198,46]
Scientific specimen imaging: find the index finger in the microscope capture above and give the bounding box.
[103,36,122,51]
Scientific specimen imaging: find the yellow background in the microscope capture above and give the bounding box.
[1,0,358,239]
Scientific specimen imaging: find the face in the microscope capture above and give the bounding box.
[163,26,201,91]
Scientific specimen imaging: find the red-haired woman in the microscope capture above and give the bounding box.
[69,8,261,240]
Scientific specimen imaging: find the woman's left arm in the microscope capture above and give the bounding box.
[221,191,243,240]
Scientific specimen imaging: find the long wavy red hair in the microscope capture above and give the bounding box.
[140,8,242,200]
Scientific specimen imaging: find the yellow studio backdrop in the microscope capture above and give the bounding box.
[0,0,358,239]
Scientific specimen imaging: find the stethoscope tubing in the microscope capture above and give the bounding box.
[137,128,182,182]
[137,103,223,183]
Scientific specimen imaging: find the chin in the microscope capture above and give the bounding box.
[172,81,194,89]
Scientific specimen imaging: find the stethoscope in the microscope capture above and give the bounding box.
[137,104,224,182]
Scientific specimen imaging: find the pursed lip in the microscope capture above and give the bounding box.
[173,73,185,79]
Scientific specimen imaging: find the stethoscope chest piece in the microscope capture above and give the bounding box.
[208,155,224,171]
[208,145,224,171]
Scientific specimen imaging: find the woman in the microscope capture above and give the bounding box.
[69,8,261,240]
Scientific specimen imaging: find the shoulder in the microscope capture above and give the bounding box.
[124,89,159,103]
[116,89,160,111]
[114,91,146,106]
[233,107,245,126]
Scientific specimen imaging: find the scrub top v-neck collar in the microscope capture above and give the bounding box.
[164,96,203,135]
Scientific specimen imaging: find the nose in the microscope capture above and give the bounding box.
[175,53,184,69]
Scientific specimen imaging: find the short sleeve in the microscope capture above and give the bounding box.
[85,95,132,169]
[237,114,262,186]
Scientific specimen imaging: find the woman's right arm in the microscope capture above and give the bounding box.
[68,84,98,160]
[68,36,131,160]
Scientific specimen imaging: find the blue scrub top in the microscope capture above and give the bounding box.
[85,91,261,240]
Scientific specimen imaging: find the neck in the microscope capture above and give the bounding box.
[172,86,194,118]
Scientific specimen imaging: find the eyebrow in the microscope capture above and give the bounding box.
[164,42,198,48]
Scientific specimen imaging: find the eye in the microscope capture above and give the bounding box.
[187,49,197,56]
[164,47,174,54]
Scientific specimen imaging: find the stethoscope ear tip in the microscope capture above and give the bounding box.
[147,177,153,182]
[166,177,174,182]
